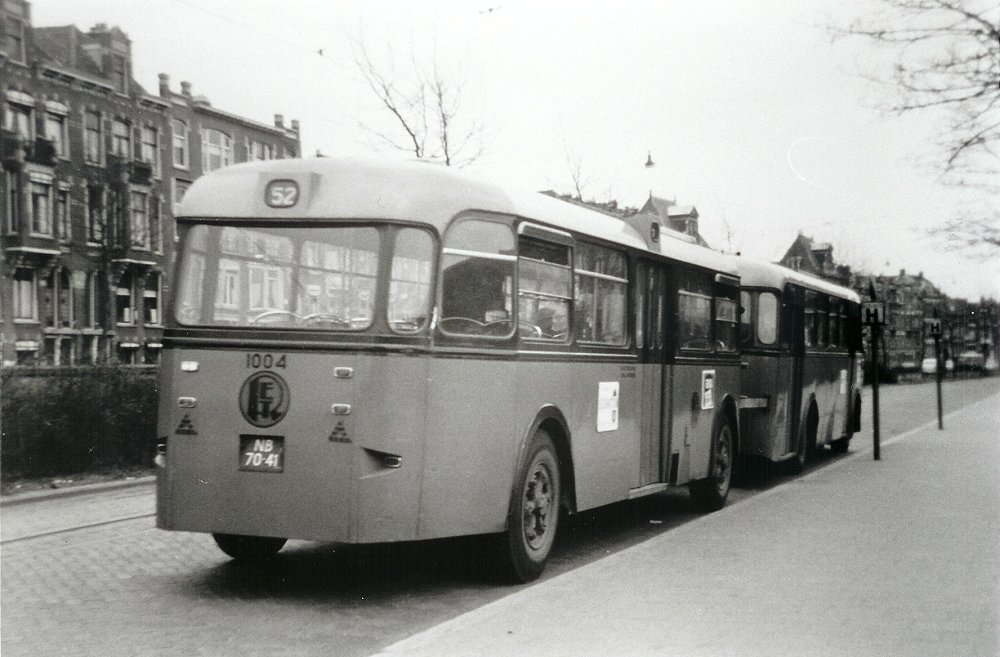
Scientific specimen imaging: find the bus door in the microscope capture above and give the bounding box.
[637,259,668,486]
[785,284,806,455]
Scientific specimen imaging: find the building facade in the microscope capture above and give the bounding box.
[0,1,299,367]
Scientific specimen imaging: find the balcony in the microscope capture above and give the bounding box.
[107,155,154,185]
[130,161,153,186]
[24,137,57,167]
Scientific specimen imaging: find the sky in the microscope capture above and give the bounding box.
[30,0,1000,300]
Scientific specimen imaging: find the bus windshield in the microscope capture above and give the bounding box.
[173,223,433,332]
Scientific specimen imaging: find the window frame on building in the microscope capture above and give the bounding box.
[111,118,131,159]
[44,101,70,159]
[3,94,33,141]
[202,128,233,172]
[139,124,159,175]
[29,176,53,237]
[12,269,38,322]
[84,109,102,164]
[171,118,189,169]
[2,13,27,64]
[129,189,150,249]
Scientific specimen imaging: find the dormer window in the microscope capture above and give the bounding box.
[111,54,128,94]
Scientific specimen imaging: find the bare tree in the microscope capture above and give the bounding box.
[351,38,485,167]
[834,0,999,249]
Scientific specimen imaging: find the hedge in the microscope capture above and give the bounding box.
[1,366,158,480]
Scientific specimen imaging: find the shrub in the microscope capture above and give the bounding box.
[1,366,158,480]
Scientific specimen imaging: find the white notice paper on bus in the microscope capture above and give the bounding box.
[597,381,619,432]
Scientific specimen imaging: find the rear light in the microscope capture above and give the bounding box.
[154,436,168,468]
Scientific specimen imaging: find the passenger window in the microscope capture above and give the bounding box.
[816,295,829,347]
[739,291,753,347]
[440,218,515,337]
[757,292,778,345]
[804,291,816,347]
[828,299,840,348]
[715,290,738,352]
[574,243,628,345]
[677,270,712,350]
[518,237,571,341]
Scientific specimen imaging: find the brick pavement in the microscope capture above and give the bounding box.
[375,391,1000,657]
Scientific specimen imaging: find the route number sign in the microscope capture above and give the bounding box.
[924,318,942,337]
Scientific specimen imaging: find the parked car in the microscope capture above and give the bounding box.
[921,357,937,375]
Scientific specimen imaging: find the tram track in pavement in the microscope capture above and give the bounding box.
[1,512,156,545]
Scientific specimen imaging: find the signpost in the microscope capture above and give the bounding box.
[925,316,944,430]
[862,300,885,460]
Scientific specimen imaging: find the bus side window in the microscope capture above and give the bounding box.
[714,288,739,352]
[677,270,712,351]
[439,217,515,337]
[757,291,778,345]
[829,299,840,348]
[804,291,816,348]
[518,237,571,341]
[574,243,628,345]
[739,290,753,347]
[817,294,829,347]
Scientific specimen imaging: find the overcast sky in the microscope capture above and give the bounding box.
[31,0,1000,300]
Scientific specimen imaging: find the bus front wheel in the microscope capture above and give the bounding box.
[690,419,734,512]
[212,533,286,561]
[501,430,561,583]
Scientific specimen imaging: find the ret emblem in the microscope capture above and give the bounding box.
[239,371,290,428]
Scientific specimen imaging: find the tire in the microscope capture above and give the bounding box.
[690,418,734,512]
[830,437,850,454]
[500,430,561,583]
[785,407,817,475]
[212,533,286,561]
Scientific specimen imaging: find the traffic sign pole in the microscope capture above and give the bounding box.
[863,300,884,461]
[935,335,943,430]
[872,322,881,461]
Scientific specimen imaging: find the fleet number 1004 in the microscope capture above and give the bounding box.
[246,353,286,369]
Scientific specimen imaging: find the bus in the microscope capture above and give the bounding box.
[730,257,862,472]
[155,157,743,582]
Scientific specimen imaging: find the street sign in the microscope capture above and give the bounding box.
[862,302,885,326]
[924,318,942,336]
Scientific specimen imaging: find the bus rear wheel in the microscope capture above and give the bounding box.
[690,419,733,512]
[501,430,561,583]
[212,533,286,561]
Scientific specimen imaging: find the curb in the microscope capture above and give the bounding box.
[0,475,156,507]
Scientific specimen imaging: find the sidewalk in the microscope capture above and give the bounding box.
[375,392,1000,657]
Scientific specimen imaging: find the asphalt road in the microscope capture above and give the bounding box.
[2,376,998,657]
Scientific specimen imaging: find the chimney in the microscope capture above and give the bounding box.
[181,81,191,97]
[158,73,169,97]
[290,119,300,132]
[274,114,284,129]
[899,269,905,278]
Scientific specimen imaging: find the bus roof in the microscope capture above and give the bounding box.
[177,157,738,276]
[728,254,860,302]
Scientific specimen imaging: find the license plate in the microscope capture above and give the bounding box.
[239,435,284,472]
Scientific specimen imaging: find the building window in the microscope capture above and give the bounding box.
[140,125,158,173]
[144,273,161,325]
[87,185,105,243]
[4,101,33,140]
[83,271,99,328]
[42,268,74,328]
[45,111,69,158]
[112,119,131,158]
[111,54,128,94]
[249,140,274,161]
[3,15,26,63]
[150,195,162,252]
[130,191,149,249]
[5,171,19,234]
[172,119,188,168]
[13,269,37,320]
[116,272,135,324]
[84,110,102,163]
[30,180,52,236]
[202,128,233,172]
[55,186,71,241]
